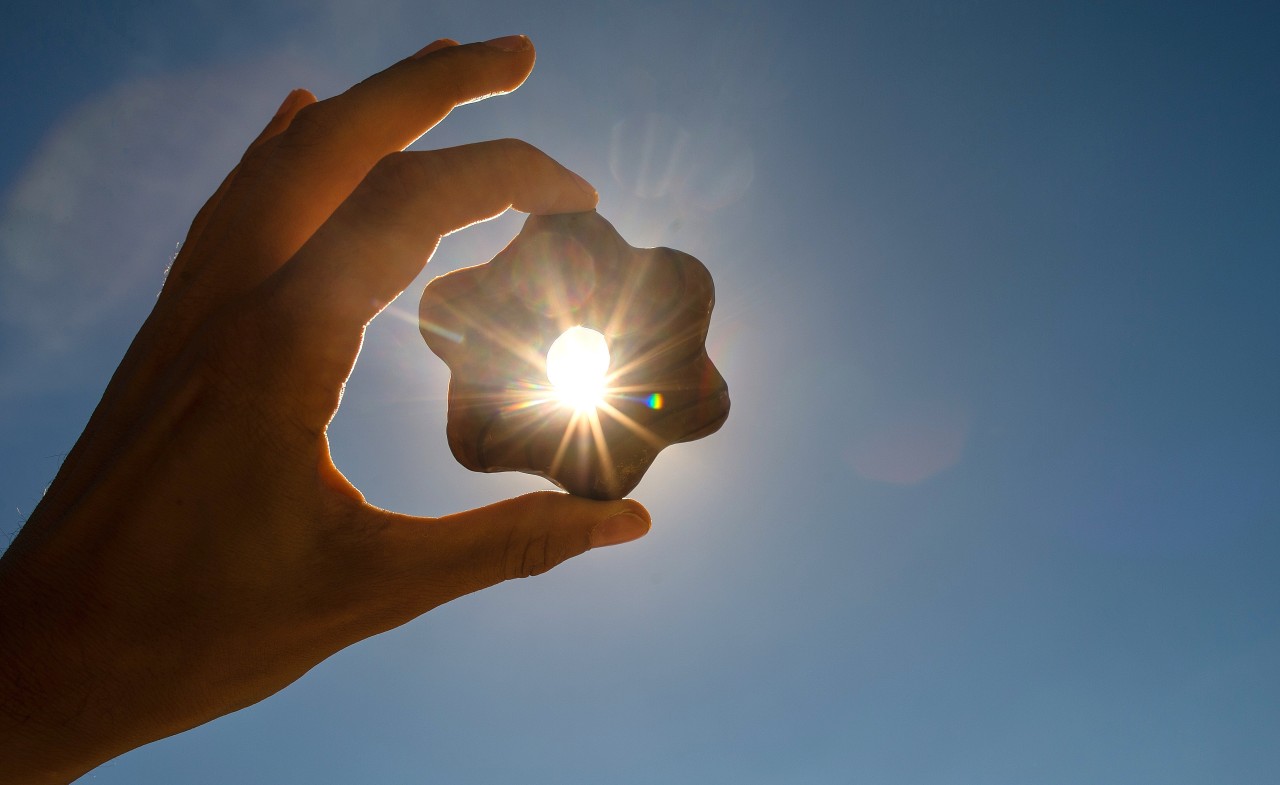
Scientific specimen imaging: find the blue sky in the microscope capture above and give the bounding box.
[2,1,1278,782]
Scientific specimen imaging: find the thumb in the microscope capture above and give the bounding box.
[365,491,650,617]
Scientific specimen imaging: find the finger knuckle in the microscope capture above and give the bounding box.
[363,151,431,204]
[508,531,555,580]
[492,137,541,162]
[278,100,341,153]
[489,139,556,195]
[233,147,273,187]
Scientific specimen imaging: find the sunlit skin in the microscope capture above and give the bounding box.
[0,35,652,785]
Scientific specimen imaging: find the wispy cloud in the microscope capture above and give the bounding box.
[0,53,326,397]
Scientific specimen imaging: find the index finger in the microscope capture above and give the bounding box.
[240,139,598,429]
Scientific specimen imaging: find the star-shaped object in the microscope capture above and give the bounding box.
[419,211,730,499]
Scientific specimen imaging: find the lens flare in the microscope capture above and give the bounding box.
[546,326,610,411]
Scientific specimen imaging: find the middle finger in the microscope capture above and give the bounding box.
[181,35,537,303]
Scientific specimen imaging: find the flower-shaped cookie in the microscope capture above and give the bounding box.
[419,211,730,499]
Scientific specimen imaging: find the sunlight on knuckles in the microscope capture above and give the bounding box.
[362,149,496,239]
[274,99,353,158]
[343,151,454,263]
[493,138,565,213]
[362,150,439,215]
[264,153,441,336]
[422,140,574,229]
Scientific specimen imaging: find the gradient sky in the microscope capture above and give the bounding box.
[2,1,1278,783]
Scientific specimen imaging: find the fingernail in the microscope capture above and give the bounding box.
[411,38,458,60]
[272,89,303,120]
[590,512,650,549]
[482,34,531,52]
[569,170,597,198]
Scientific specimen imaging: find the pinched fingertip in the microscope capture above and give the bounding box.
[589,510,651,549]
[481,34,532,52]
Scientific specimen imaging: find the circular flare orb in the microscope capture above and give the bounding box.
[419,210,730,500]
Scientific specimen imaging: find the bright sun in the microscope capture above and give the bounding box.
[546,326,610,411]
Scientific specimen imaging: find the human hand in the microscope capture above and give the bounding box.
[0,35,650,785]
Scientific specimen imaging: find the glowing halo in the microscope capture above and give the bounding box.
[545,326,611,412]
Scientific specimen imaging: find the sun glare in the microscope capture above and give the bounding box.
[546,326,610,411]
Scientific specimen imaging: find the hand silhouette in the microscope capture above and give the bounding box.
[0,35,650,785]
